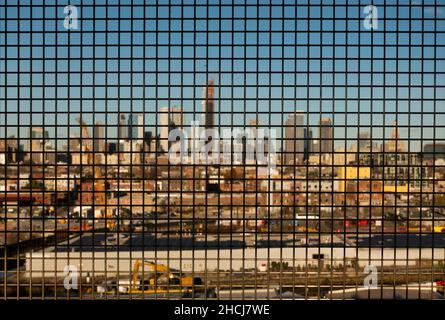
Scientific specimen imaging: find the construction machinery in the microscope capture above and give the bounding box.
[297,226,318,233]
[129,260,203,295]
[76,117,115,230]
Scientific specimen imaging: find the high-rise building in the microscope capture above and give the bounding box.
[93,121,105,153]
[16,144,25,162]
[160,108,169,152]
[386,122,406,153]
[202,79,215,129]
[6,136,18,163]
[118,113,127,141]
[247,119,259,163]
[127,113,144,140]
[29,127,48,164]
[358,131,371,152]
[107,142,117,154]
[170,109,183,131]
[319,118,333,154]
[284,111,305,164]
[356,131,373,165]
[423,143,445,161]
[249,119,258,136]
[160,107,183,152]
[137,114,144,141]
[304,128,313,161]
[142,131,154,158]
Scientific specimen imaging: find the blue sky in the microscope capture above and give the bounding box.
[1,0,445,151]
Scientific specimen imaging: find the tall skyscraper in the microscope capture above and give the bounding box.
[386,122,406,153]
[137,114,144,141]
[6,136,18,163]
[170,109,183,131]
[248,119,259,163]
[319,118,333,154]
[202,79,215,129]
[160,108,169,152]
[93,121,105,153]
[127,113,144,140]
[118,113,127,141]
[284,111,305,164]
[356,131,374,165]
[29,127,47,164]
[160,107,183,152]
[249,119,258,136]
[304,128,313,161]
[358,131,371,152]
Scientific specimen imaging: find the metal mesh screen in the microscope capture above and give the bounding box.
[1,0,444,301]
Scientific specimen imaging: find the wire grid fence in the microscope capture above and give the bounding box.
[0,0,444,300]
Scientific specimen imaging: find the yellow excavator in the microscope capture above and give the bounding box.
[77,117,115,230]
[129,260,202,295]
[297,226,318,233]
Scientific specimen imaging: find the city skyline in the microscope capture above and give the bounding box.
[1,2,444,152]
[1,1,445,302]
[6,107,443,154]
[8,115,443,164]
